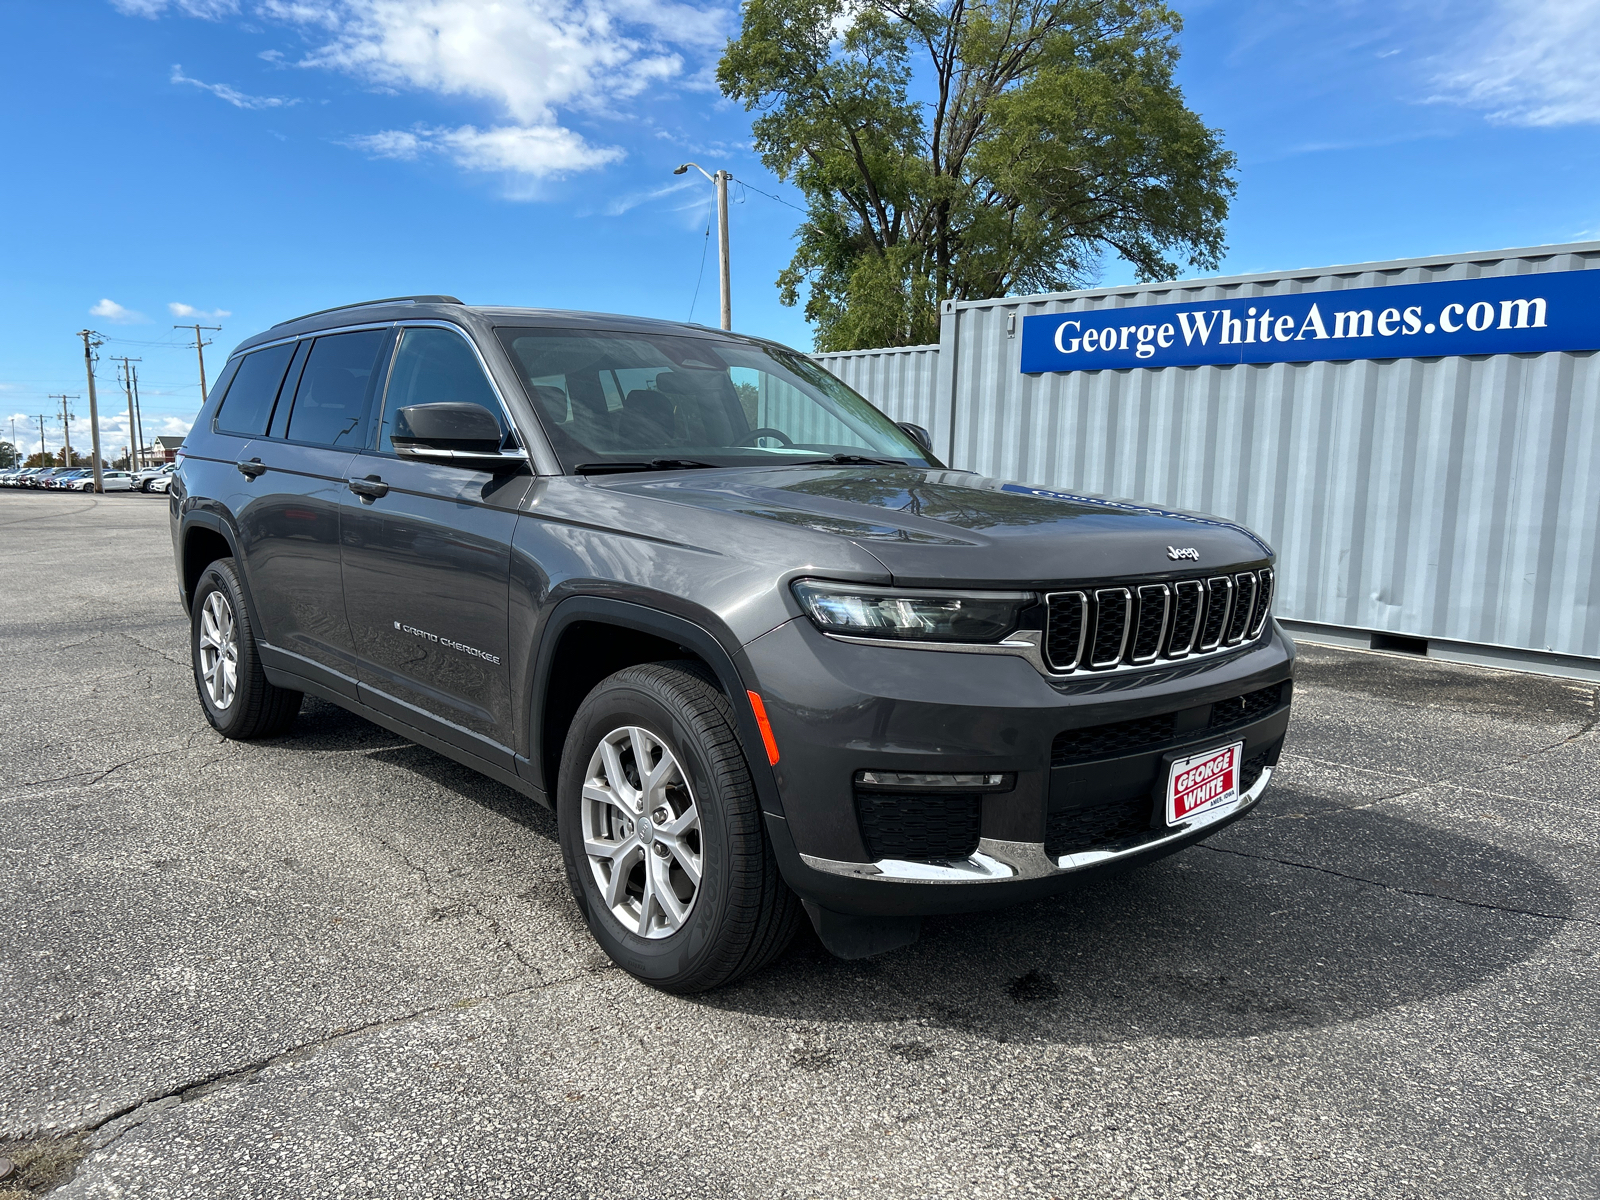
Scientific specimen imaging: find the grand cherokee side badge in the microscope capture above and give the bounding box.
[1167,546,1200,561]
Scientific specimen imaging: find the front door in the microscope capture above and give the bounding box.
[237,327,389,697]
[339,325,531,768]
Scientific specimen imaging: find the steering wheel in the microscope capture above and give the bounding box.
[737,427,795,448]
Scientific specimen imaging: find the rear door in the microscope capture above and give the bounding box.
[339,324,531,767]
[237,327,391,697]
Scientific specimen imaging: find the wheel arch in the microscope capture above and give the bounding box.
[178,512,245,616]
[529,596,784,819]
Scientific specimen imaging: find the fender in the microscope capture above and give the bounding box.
[177,508,254,616]
[525,595,786,818]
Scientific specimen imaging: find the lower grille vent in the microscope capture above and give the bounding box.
[1051,713,1176,767]
[1045,797,1157,859]
[856,790,981,862]
[1209,683,1287,733]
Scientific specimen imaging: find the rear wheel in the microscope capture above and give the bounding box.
[189,558,302,739]
[557,662,800,992]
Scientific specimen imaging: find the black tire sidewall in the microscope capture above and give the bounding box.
[557,675,742,987]
[189,560,258,738]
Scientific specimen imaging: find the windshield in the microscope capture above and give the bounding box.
[495,327,937,471]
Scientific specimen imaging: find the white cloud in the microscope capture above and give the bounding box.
[90,299,146,324]
[170,301,233,319]
[124,0,733,183]
[1433,0,1600,125]
[112,0,239,16]
[171,65,299,109]
[348,122,623,181]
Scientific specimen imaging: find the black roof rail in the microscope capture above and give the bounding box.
[271,295,464,328]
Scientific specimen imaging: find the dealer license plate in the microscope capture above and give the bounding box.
[1166,741,1244,825]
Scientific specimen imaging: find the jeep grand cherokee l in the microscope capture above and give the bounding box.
[169,296,1294,992]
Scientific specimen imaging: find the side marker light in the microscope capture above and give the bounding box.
[746,690,780,766]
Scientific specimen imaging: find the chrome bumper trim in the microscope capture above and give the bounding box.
[799,767,1273,884]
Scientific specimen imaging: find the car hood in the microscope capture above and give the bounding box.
[598,466,1272,586]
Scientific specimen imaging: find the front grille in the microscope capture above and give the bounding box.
[1045,567,1274,675]
[855,790,981,861]
[1045,796,1157,858]
[1052,682,1290,766]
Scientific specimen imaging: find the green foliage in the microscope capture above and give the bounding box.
[719,0,1236,350]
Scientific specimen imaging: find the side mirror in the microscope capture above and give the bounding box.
[896,422,934,454]
[392,402,526,471]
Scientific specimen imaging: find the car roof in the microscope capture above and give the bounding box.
[229,299,784,358]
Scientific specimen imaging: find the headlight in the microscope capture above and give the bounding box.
[792,579,1034,643]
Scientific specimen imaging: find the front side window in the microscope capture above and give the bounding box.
[495,328,935,470]
[377,327,509,454]
[215,342,295,437]
[285,330,387,449]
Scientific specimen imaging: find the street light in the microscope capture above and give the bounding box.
[674,162,731,331]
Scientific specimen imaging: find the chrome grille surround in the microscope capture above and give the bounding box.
[1089,588,1133,668]
[1197,576,1234,651]
[1043,567,1273,678]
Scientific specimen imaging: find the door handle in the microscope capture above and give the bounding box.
[236,458,266,479]
[347,475,389,499]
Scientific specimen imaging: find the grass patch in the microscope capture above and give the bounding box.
[0,1134,88,1198]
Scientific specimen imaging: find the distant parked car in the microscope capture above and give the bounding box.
[137,463,176,492]
[67,470,135,492]
[49,469,92,490]
[146,471,175,493]
[26,468,67,488]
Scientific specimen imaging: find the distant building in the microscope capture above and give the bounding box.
[155,436,185,463]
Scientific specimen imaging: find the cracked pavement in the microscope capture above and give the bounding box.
[1,491,1596,1198]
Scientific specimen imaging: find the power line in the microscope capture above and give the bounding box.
[687,208,713,323]
[733,177,808,214]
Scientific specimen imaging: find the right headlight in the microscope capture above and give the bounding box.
[791,579,1035,643]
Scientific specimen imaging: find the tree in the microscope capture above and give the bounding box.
[0,440,17,469]
[719,0,1236,350]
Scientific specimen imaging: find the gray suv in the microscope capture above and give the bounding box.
[170,296,1294,991]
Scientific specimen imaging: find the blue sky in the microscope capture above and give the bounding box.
[2,0,1597,457]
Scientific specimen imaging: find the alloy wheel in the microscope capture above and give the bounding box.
[580,725,703,938]
[198,590,239,710]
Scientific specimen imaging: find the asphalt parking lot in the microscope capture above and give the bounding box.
[1,490,1595,1199]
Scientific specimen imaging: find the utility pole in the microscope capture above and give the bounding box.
[49,395,77,469]
[176,323,222,407]
[131,363,146,469]
[113,356,142,470]
[37,415,49,466]
[77,330,106,492]
[673,162,732,330]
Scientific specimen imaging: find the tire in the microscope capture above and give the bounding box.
[557,662,801,993]
[189,558,302,739]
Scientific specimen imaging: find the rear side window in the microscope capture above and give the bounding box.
[285,330,387,448]
[215,343,295,436]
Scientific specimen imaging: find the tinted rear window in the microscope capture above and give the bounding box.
[215,344,295,436]
[285,330,387,448]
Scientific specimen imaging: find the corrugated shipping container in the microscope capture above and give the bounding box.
[815,242,1600,674]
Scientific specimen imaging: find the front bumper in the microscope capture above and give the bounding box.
[744,614,1295,918]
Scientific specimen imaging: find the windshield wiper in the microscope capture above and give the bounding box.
[573,458,720,475]
[799,453,910,467]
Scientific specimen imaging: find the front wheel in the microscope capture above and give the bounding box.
[189,558,302,739]
[557,663,801,992]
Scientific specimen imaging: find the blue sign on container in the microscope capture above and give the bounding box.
[1019,268,1600,373]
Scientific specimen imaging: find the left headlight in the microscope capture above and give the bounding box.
[791,579,1035,643]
